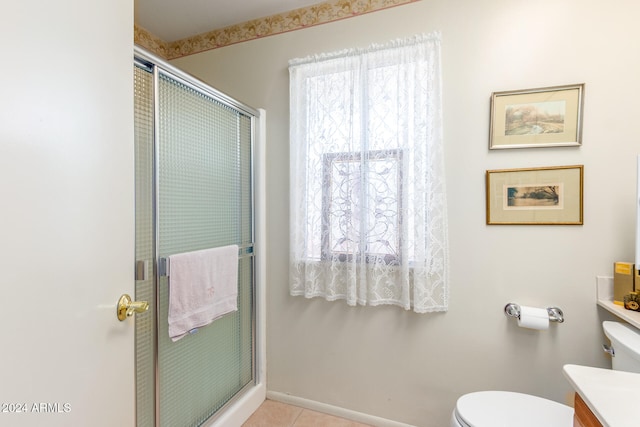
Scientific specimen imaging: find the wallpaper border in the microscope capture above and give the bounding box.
[135,0,420,59]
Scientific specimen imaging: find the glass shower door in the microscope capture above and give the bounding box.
[134,61,156,427]
[155,71,255,427]
[134,56,256,427]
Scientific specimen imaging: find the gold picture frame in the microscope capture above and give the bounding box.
[486,165,583,225]
[489,84,584,149]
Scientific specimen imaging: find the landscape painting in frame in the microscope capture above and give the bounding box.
[486,165,583,225]
[504,184,563,210]
[489,84,584,149]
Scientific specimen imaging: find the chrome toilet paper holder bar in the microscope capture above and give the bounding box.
[504,303,564,323]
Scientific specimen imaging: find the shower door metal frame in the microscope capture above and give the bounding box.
[134,45,265,427]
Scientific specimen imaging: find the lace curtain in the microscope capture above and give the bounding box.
[288,32,448,313]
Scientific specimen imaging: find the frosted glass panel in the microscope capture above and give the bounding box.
[156,72,254,427]
[134,63,156,427]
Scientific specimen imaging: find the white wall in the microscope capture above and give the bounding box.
[174,0,639,425]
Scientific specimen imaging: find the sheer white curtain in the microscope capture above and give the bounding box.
[288,32,448,313]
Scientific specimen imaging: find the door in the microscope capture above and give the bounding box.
[0,1,136,426]
[155,71,256,427]
[134,50,266,427]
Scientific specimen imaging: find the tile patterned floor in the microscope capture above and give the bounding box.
[242,400,373,427]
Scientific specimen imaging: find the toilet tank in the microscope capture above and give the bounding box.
[603,321,640,373]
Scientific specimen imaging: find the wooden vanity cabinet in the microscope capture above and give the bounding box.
[574,393,603,427]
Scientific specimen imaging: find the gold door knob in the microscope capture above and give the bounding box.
[117,294,149,321]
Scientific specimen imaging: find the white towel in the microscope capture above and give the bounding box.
[167,245,239,342]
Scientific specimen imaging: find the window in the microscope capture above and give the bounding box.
[288,33,448,312]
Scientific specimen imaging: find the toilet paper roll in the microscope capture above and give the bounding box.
[517,306,549,330]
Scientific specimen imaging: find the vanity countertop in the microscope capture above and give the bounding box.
[563,364,640,427]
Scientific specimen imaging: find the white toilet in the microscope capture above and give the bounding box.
[450,321,640,427]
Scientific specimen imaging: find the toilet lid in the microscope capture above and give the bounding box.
[454,391,573,427]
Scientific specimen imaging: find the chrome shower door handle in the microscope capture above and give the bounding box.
[117,294,149,321]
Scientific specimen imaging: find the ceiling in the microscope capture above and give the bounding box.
[135,0,326,42]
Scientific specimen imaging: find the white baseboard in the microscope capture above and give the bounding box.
[266,391,417,427]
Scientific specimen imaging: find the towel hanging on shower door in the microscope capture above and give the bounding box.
[167,245,239,341]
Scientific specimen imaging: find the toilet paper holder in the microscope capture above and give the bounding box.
[504,303,564,323]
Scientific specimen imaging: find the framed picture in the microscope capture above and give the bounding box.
[486,165,583,225]
[489,84,584,149]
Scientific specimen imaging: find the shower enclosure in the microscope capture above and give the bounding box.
[133,47,265,427]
